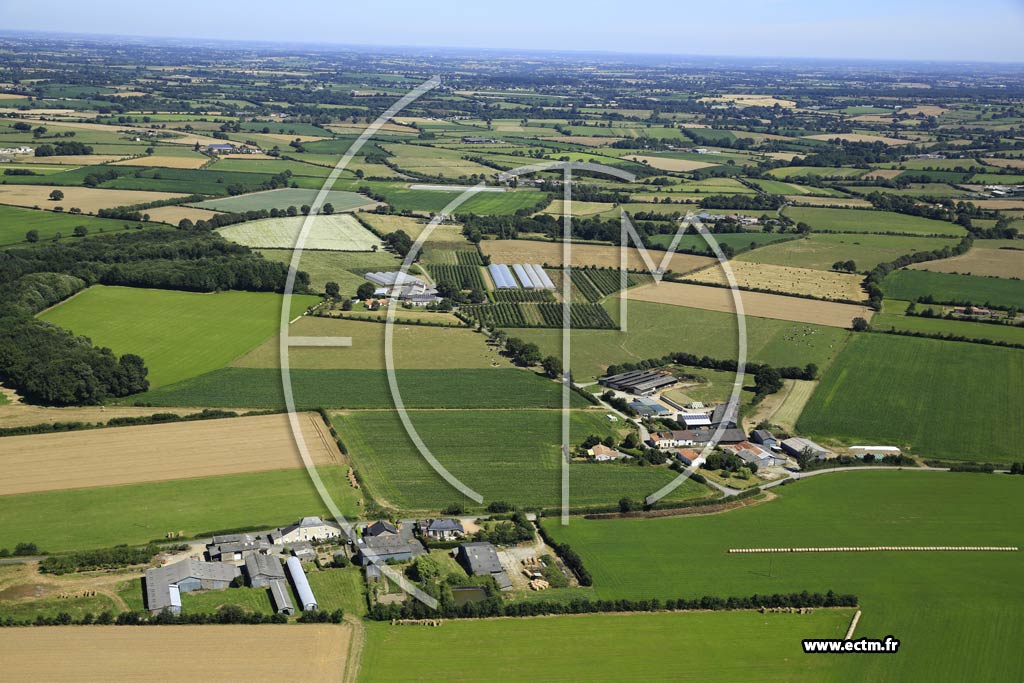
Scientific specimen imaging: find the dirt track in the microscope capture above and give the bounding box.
[0,625,351,682]
[626,281,872,328]
[0,412,340,496]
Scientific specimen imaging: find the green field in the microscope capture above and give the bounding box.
[737,233,960,272]
[783,207,965,236]
[257,248,400,293]
[798,333,1024,460]
[648,232,795,254]
[509,299,849,380]
[769,166,868,179]
[332,409,706,512]
[544,473,1024,683]
[193,188,371,212]
[367,185,550,215]
[0,205,154,245]
[233,316,498,370]
[871,305,1024,346]
[0,466,356,553]
[136,368,582,409]
[361,609,851,682]
[547,471,1024,682]
[306,567,368,617]
[39,286,319,388]
[881,269,1024,309]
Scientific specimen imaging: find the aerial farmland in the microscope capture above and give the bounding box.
[0,10,1021,683]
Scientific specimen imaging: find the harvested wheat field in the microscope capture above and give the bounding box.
[862,169,904,180]
[144,205,223,225]
[970,199,1024,210]
[804,133,911,145]
[112,155,209,169]
[538,135,625,146]
[698,94,796,108]
[0,185,186,213]
[686,261,868,302]
[785,195,872,207]
[625,155,717,172]
[0,412,340,496]
[481,239,714,274]
[358,213,465,243]
[626,281,872,328]
[0,625,351,682]
[908,248,1024,278]
[20,154,131,165]
[981,158,1024,170]
[0,395,219,428]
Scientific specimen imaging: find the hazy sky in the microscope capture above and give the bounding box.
[2,0,1023,62]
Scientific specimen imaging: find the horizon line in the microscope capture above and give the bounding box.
[1,28,1023,67]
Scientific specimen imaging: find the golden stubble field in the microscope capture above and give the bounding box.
[0,412,340,496]
[480,239,715,274]
[143,205,223,225]
[626,281,872,328]
[624,155,717,172]
[685,260,868,302]
[908,247,1024,278]
[112,155,209,169]
[0,625,351,682]
[0,185,186,213]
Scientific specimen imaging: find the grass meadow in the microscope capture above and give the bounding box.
[332,409,706,512]
[510,299,850,380]
[881,269,1024,309]
[0,466,357,553]
[361,609,852,682]
[798,333,1024,460]
[38,286,319,388]
[257,248,400,293]
[736,233,960,271]
[783,207,966,236]
[545,471,1024,682]
[0,205,154,245]
[136,368,583,410]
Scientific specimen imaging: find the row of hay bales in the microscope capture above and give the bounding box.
[729,546,1019,553]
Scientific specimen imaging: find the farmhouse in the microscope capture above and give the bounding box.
[461,136,499,144]
[417,518,465,541]
[244,553,286,587]
[364,520,399,537]
[781,437,832,460]
[599,369,678,396]
[145,560,241,615]
[455,542,513,590]
[723,441,788,468]
[674,448,701,466]
[588,443,628,461]
[271,516,341,545]
[205,143,236,153]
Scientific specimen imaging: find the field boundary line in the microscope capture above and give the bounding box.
[845,610,862,639]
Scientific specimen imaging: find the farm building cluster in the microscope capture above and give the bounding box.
[363,271,442,306]
[144,516,340,615]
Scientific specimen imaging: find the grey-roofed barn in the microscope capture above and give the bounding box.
[245,554,286,588]
[455,542,513,590]
[268,579,294,615]
[145,560,240,615]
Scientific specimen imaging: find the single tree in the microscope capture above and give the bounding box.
[356,282,375,300]
[325,281,340,299]
[49,189,64,201]
[25,229,39,243]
